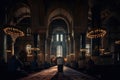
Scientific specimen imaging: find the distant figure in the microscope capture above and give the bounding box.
[57,57,64,72]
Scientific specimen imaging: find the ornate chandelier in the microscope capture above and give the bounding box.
[3,26,24,55]
[3,26,24,41]
[86,27,107,38]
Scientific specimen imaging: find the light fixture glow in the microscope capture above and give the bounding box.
[80,48,88,52]
[86,28,107,38]
[3,26,24,55]
[115,40,120,44]
[3,27,24,41]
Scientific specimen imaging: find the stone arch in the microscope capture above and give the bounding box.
[47,8,73,38]
[9,3,31,25]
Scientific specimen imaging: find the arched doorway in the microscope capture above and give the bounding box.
[49,19,68,64]
[46,8,74,64]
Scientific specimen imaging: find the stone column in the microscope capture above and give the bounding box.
[3,34,7,63]
[80,33,86,59]
[45,39,47,61]
[0,30,7,63]
[41,34,46,64]
[33,33,39,69]
[46,38,51,63]
[74,34,80,61]
[69,36,71,54]
[114,44,120,64]
[66,35,70,62]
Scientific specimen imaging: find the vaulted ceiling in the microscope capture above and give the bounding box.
[0,0,120,41]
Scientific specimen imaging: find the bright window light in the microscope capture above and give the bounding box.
[60,34,63,41]
[56,45,63,57]
[56,34,59,41]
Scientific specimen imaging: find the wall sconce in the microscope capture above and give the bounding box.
[99,48,105,54]
[31,47,40,51]
[80,48,88,52]
[115,40,120,44]
[6,50,11,53]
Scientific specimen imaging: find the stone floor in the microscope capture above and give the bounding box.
[18,66,97,80]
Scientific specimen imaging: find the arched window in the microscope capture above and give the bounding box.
[26,44,31,55]
[60,34,63,41]
[56,34,59,41]
[26,27,31,36]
